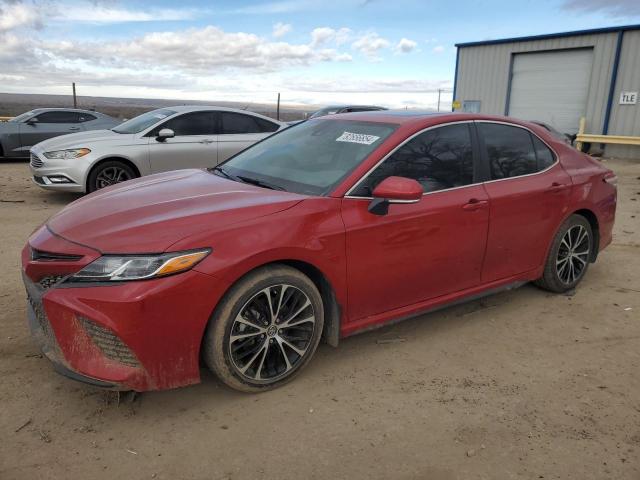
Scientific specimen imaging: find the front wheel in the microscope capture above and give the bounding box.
[87,160,136,193]
[203,265,324,392]
[535,214,593,293]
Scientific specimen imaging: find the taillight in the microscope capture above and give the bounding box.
[603,172,618,187]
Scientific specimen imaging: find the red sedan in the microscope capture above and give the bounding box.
[21,111,617,392]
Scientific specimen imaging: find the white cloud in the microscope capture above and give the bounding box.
[272,22,292,38]
[56,5,199,23]
[395,38,417,54]
[310,27,351,46]
[432,45,445,53]
[351,32,390,60]
[562,0,640,16]
[0,1,42,32]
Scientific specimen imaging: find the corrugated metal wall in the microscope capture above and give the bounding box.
[607,30,640,158]
[455,31,640,159]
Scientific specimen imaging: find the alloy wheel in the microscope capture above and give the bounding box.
[556,225,590,284]
[95,166,132,189]
[229,284,315,382]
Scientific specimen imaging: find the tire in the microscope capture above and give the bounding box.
[87,160,136,193]
[535,214,593,293]
[203,265,324,392]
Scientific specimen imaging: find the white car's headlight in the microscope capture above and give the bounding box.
[66,249,210,283]
[43,148,91,160]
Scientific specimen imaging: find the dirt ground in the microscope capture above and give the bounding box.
[0,158,638,480]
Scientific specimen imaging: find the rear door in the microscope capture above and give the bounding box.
[477,121,572,282]
[18,111,82,152]
[217,112,280,164]
[341,122,490,321]
[147,111,218,173]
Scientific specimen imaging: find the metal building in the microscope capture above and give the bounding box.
[453,25,640,158]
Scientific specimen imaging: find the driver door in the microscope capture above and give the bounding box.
[148,111,218,173]
[19,111,82,153]
[341,122,490,321]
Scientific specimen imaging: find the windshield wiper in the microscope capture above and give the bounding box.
[236,175,285,191]
[211,166,240,181]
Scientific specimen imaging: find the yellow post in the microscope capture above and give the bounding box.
[575,117,586,152]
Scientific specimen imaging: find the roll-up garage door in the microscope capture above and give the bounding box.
[508,49,593,134]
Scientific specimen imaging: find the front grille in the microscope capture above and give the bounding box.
[31,248,82,262]
[80,318,140,368]
[39,275,67,289]
[30,153,44,168]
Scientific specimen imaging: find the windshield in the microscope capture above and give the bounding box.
[112,108,177,134]
[10,111,36,122]
[216,119,397,195]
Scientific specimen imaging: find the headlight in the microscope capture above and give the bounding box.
[43,148,91,160]
[66,249,210,283]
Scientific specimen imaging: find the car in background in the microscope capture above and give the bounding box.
[0,108,119,159]
[21,111,616,392]
[29,106,286,193]
[309,105,387,119]
[530,120,574,145]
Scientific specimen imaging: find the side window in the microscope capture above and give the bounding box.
[221,112,262,134]
[78,113,97,123]
[253,117,280,133]
[152,111,216,136]
[478,123,537,179]
[351,123,474,196]
[532,135,555,170]
[32,111,79,123]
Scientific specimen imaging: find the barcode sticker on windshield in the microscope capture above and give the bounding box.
[336,131,380,145]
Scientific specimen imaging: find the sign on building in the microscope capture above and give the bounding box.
[619,91,638,105]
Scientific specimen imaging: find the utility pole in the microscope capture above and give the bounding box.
[276,92,280,121]
[72,83,77,109]
[437,89,442,112]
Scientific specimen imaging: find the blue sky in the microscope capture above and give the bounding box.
[1,0,639,109]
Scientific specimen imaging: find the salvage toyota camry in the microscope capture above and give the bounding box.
[21,111,617,392]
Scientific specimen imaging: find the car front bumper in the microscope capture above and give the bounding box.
[29,151,91,193]
[22,227,227,391]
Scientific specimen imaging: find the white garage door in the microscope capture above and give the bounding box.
[508,49,593,134]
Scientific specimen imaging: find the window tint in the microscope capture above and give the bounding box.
[479,123,537,179]
[33,111,79,123]
[154,111,216,136]
[532,135,555,170]
[77,113,96,123]
[222,119,397,196]
[351,123,474,197]
[254,117,280,133]
[221,112,262,134]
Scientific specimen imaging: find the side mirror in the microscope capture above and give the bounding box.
[26,118,38,126]
[368,176,423,215]
[156,128,175,142]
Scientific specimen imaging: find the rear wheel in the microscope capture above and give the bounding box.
[535,215,593,293]
[203,265,324,392]
[87,160,136,193]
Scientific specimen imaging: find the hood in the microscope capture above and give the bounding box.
[47,169,305,253]
[31,129,130,152]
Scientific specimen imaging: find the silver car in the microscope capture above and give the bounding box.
[1,108,119,158]
[29,106,286,193]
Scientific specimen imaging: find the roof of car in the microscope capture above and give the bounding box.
[29,108,105,114]
[319,110,552,134]
[163,105,284,123]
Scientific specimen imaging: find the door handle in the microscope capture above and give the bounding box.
[200,139,214,144]
[462,198,489,211]
[545,182,568,193]
[69,126,80,131]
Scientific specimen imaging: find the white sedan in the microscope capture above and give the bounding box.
[29,106,286,193]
